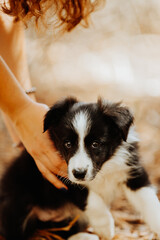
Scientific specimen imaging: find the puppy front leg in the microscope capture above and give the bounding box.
[124,185,160,237]
[84,191,114,240]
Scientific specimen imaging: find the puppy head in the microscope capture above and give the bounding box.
[44,97,133,184]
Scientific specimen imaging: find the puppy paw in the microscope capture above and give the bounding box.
[68,232,99,240]
[150,219,160,237]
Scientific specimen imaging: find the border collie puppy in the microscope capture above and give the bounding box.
[0,97,160,240]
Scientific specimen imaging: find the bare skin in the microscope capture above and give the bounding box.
[0,12,67,189]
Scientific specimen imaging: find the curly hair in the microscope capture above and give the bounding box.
[2,0,104,31]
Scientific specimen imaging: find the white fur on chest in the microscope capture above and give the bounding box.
[88,130,137,205]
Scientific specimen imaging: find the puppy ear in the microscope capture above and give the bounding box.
[98,98,134,141]
[43,97,78,132]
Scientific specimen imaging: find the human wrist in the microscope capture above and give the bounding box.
[9,95,34,124]
[12,100,49,128]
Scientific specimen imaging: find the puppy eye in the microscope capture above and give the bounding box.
[64,141,72,149]
[91,141,100,149]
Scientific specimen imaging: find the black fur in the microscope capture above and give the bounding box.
[0,151,88,240]
[127,167,150,190]
[44,97,78,133]
[126,143,150,190]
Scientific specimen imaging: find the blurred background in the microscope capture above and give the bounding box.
[0,0,160,238]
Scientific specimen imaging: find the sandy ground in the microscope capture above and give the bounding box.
[0,0,160,239]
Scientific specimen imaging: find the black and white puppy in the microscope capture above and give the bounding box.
[0,97,160,240]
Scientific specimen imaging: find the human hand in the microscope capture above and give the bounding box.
[12,100,68,189]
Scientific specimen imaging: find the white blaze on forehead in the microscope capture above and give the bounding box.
[73,111,90,140]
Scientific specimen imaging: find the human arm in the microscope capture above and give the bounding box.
[0,12,35,145]
[0,13,67,188]
[0,56,67,188]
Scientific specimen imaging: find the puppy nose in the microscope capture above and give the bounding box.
[72,168,87,180]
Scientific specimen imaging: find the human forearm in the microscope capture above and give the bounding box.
[0,14,36,99]
[0,14,36,143]
[0,56,33,121]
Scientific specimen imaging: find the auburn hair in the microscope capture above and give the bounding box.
[2,0,103,31]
